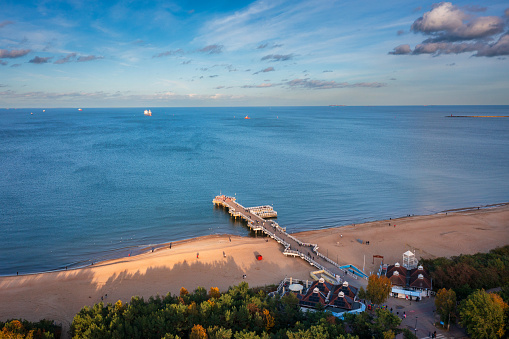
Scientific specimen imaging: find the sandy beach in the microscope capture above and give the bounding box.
[1,204,508,335]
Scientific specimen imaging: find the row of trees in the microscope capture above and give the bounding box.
[421,245,509,299]
[70,282,415,339]
[434,287,508,339]
[430,245,509,338]
[0,319,60,339]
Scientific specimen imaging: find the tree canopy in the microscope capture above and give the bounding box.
[421,245,509,299]
[459,289,505,339]
[434,288,456,326]
[366,275,392,306]
[69,282,414,339]
[0,319,60,339]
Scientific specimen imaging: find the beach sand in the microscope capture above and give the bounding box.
[294,204,509,276]
[1,204,508,335]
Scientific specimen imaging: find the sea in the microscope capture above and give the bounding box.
[1,106,508,276]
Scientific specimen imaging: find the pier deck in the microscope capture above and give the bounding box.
[213,195,367,281]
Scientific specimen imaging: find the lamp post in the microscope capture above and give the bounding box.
[414,316,418,337]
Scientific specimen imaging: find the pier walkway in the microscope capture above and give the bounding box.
[213,195,367,281]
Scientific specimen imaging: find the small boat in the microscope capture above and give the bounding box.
[144,109,152,116]
[244,115,250,119]
[78,108,82,111]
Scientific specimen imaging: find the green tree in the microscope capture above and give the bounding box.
[357,286,367,300]
[343,312,372,338]
[372,309,401,336]
[435,288,456,327]
[286,323,329,339]
[207,326,232,339]
[233,330,269,339]
[191,287,208,304]
[366,275,392,306]
[162,334,181,339]
[400,328,417,339]
[459,289,505,338]
[278,293,303,328]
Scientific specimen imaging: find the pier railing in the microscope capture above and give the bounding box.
[214,194,367,282]
[275,277,314,295]
[316,251,342,270]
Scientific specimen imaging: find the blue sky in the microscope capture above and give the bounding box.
[1,0,508,107]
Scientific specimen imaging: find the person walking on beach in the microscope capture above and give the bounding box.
[197,252,199,259]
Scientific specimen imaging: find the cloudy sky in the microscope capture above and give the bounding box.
[1,0,508,107]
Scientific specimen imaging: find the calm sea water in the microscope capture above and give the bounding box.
[1,106,508,275]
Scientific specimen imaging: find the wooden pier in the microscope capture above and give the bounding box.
[213,195,367,281]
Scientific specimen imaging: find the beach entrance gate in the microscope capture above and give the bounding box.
[372,255,383,264]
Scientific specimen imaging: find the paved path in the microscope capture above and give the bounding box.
[382,295,468,339]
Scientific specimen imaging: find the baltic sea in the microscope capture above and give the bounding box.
[1,106,508,275]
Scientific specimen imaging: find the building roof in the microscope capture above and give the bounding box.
[293,278,360,311]
[299,286,328,308]
[333,281,358,299]
[385,263,431,290]
[313,278,335,294]
[386,263,408,285]
[409,266,431,289]
[388,271,407,287]
[328,291,355,310]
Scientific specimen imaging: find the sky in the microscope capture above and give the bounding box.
[1,0,508,107]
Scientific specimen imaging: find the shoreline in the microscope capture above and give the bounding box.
[293,203,509,275]
[4,202,508,278]
[1,203,508,335]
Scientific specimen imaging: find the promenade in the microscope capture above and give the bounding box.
[213,195,367,282]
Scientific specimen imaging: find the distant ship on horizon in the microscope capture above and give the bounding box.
[144,109,152,116]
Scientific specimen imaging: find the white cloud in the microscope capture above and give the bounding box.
[392,2,509,57]
[411,2,467,34]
